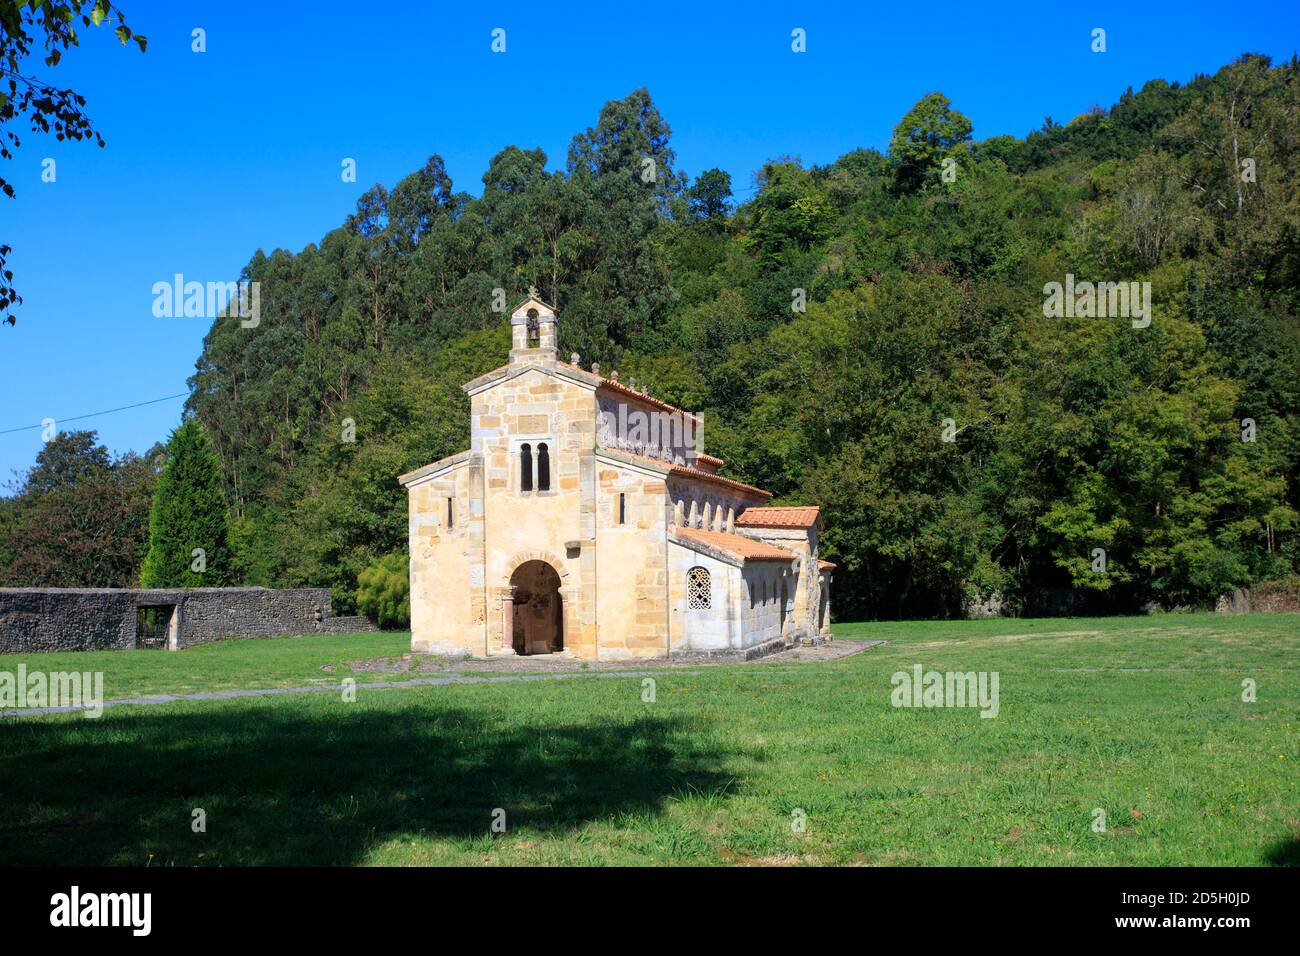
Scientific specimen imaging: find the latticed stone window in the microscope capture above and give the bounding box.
[687,566,711,610]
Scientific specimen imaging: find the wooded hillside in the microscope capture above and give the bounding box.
[133,55,1300,616]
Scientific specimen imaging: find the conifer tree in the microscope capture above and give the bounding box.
[140,420,231,587]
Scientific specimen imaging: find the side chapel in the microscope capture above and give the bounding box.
[398,294,834,659]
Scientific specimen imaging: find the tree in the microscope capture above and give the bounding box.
[888,92,973,193]
[140,420,231,587]
[388,154,455,250]
[687,168,732,224]
[563,88,682,359]
[20,427,109,493]
[0,0,146,326]
[176,62,1300,617]
[0,430,157,586]
[742,160,834,263]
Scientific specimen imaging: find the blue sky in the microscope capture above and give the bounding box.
[2,0,1298,481]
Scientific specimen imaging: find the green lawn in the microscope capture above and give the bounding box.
[0,631,412,699]
[0,613,1296,866]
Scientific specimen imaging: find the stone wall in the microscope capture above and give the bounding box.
[595,453,670,659]
[1216,579,1300,614]
[406,455,486,656]
[667,542,734,652]
[732,524,821,642]
[0,588,375,654]
[477,364,595,658]
[740,563,792,648]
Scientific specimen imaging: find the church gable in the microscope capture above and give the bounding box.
[469,366,592,496]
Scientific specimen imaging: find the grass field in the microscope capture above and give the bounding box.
[0,631,413,700]
[0,613,1296,865]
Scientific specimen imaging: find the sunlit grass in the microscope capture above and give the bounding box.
[0,631,411,699]
[0,613,1295,865]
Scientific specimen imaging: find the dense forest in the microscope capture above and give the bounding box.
[4,53,1298,620]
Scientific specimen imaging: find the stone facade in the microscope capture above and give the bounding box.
[400,296,834,660]
[0,587,373,654]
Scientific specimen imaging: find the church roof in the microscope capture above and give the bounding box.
[461,359,702,426]
[670,527,797,564]
[693,451,725,472]
[556,360,702,423]
[735,506,821,529]
[669,461,771,499]
[397,449,473,487]
[462,362,520,391]
[510,292,557,319]
[596,446,772,500]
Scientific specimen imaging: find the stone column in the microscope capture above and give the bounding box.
[729,569,745,651]
[539,318,557,350]
[558,585,579,655]
[495,586,517,655]
[820,579,832,639]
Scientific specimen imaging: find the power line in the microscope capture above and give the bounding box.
[0,392,188,436]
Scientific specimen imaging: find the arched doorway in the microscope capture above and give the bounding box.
[510,560,563,655]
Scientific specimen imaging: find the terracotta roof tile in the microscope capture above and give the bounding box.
[463,360,703,428]
[598,447,771,499]
[818,559,837,570]
[693,451,725,473]
[669,463,771,499]
[672,527,797,564]
[556,360,701,422]
[735,506,821,529]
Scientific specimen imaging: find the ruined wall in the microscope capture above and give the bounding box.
[1215,579,1300,614]
[0,588,372,654]
[171,588,349,648]
[0,590,136,653]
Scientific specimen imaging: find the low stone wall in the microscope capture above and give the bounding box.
[1216,579,1300,614]
[320,615,379,633]
[0,588,376,654]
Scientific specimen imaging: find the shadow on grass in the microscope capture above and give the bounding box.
[0,703,741,865]
[1263,835,1300,866]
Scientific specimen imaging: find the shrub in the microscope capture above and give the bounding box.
[356,552,410,629]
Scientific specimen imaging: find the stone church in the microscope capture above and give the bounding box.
[398,294,834,660]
